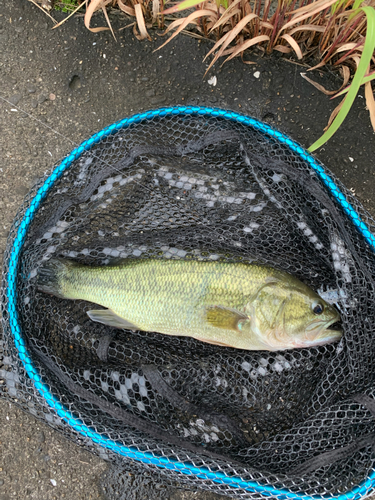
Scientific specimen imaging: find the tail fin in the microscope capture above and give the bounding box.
[37,258,76,298]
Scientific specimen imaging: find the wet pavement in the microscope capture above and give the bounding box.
[1,1,374,499]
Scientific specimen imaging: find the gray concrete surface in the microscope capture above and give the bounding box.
[1,0,374,499]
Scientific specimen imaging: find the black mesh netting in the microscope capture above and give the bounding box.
[2,109,375,499]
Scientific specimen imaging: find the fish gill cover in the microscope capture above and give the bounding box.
[1,107,375,499]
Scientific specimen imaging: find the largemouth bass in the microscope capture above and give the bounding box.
[37,258,341,351]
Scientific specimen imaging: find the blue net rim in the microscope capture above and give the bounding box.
[4,106,375,500]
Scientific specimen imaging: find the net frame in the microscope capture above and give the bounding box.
[2,105,375,500]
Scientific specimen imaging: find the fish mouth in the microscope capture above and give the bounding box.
[305,317,343,345]
[326,320,342,333]
[318,324,342,342]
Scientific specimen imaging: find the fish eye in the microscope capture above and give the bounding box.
[312,302,324,315]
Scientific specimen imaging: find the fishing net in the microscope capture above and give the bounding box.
[2,106,375,500]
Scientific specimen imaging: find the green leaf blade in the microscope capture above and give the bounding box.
[163,0,204,14]
[308,6,375,153]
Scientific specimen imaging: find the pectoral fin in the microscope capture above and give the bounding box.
[87,309,139,330]
[205,306,249,332]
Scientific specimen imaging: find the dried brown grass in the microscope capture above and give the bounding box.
[50,0,375,87]
[34,0,375,149]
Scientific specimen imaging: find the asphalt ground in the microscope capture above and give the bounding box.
[0,1,374,499]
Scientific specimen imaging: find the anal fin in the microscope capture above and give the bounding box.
[87,309,139,330]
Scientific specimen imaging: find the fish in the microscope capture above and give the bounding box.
[37,258,342,351]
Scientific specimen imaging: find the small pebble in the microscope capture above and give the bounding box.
[0,33,9,44]
[4,75,16,85]
[36,431,45,443]
[8,94,22,105]
[26,84,36,94]
[150,96,166,105]
[37,94,47,104]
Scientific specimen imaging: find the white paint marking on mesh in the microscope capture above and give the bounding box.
[185,419,224,442]
[317,286,348,305]
[297,219,325,252]
[272,173,283,183]
[203,433,211,443]
[115,389,130,406]
[76,157,93,185]
[243,222,260,233]
[249,202,267,212]
[137,401,146,412]
[29,269,38,279]
[89,172,143,202]
[65,250,78,258]
[156,168,260,209]
[244,355,296,379]
[241,361,251,372]
[330,232,353,283]
[276,355,292,370]
[139,386,148,398]
[272,362,283,373]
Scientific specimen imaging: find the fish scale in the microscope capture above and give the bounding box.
[37,258,341,351]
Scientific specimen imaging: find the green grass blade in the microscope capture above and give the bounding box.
[163,0,204,14]
[331,0,347,15]
[334,71,375,98]
[308,6,375,153]
[348,1,366,20]
[353,0,366,9]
